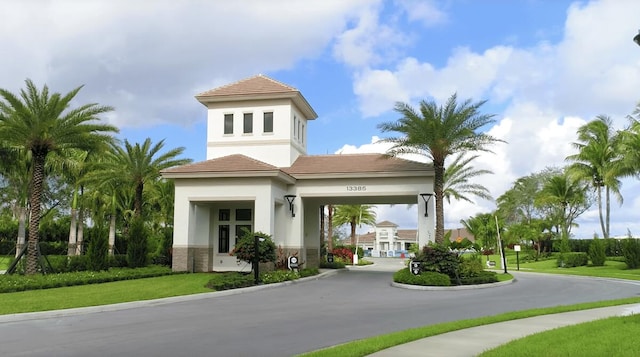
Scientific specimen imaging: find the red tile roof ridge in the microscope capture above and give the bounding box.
[196,74,297,97]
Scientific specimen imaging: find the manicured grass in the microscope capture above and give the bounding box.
[0,273,213,315]
[485,253,640,280]
[0,256,9,270]
[479,314,640,357]
[297,297,640,357]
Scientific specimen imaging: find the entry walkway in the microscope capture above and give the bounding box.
[368,303,640,357]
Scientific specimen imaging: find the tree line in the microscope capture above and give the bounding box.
[0,79,191,274]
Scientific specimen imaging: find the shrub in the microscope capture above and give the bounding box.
[127,216,149,268]
[330,246,354,263]
[261,270,299,284]
[68,255,90,272]
[622,238,640,269]
[557,252,588,268]
[87,223,109,272]
[393,268,451,286]
[459,271,498,285]
[232,230,276,265]
[459,255,484,278]
[319,261,346,269]
[109,254,128,268]
[205,272,254,291]
[414,244,461,283]
[588,237,606,266]
[0,266,173,293]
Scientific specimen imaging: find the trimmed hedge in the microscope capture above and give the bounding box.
[459,271,498,285]
[393,268,451,286]
[319,261,346,269]
[558,252,588,268]
[0,265,173,293]
[622,239,640,269]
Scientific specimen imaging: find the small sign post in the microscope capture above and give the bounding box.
[288,256,299,271]
[514,245,521,271]
[327,253,334,263]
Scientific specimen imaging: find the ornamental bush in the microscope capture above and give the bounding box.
[459,271,498,285]
[622,238,640,269]
[588,237,606,266]
[87,223,109,272]
[557,252,588,268]
[232,230,276,265]
[414,244,461,283]
[127,216,149,268]
[393,268,451,286]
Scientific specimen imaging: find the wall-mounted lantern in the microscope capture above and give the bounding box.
[284,195,296,217]
[419,193,434,217]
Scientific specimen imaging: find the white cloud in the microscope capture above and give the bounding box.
[395,0,447,27]
[0,0,372,128]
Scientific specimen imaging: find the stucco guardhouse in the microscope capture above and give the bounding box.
[162,75,435,272]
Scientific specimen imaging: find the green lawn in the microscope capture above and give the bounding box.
[0,256,9,270]
[479,314,640,357]
[0,273,213,315]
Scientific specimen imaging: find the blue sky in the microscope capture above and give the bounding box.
[2,0,640,238]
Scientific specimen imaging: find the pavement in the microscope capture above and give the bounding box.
[352,259,640,356]
[3,260,640,356]
[367,303,640,357]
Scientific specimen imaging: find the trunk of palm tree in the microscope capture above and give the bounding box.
[68,207,78,256]
[350,219,357,246]
[605,186,610,239]
[26,151,46,275]
[108,213,117,255]
[434,160,445,244]
[135,182,144,217]
[15,205,27,258]
[76,208,84,255]
[327,205,333,251]
[597,185,606,239]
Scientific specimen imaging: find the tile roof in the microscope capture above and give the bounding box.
[195,74,317,120]
[162,153,432,180]
[196,74,297,97]
[284,153,433,177]
[161,154,294,183]
[376,220,399,227]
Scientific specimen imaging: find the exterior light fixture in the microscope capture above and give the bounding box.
[419,193,434,217]
[634,30,640,47]
[284,194,296,217]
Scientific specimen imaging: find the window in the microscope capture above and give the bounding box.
[236,209,252,221]
[263,112,273,133]
[293,116,297,139]
[243,113,253,134]
[219,209,230,221]
[224,114,233,135]
[219,225,230,253]
[301,124,305,143]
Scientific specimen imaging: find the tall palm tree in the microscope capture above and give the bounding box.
[98,138,191,217]
[378,93,502,244]
[332,204,377,246]
[0,79,117,274]
[443,153,493,204]
[535,172,590,242]
[566,115,623,239]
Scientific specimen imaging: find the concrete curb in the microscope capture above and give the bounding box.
[391,277,515,291]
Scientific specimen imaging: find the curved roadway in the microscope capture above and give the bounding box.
[0,259,638,356]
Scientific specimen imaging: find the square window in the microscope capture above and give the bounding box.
[263,112,273,133]
[236,209,252,221]
[243,113,253,134]
[219,209,230,221]
[224,114,233,134]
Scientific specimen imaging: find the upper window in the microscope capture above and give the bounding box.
[263,112,273,133]
[224,114,233,135]
[243,113,253,134]
[293,116,297,139]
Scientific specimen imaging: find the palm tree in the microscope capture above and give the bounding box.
[443,153,493,204]
[0,79,117,274]
[378,93,502,244]
[98,138,191,217]
[566,115,623,239]
[535,172,590,242]
[332,204,377,246]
